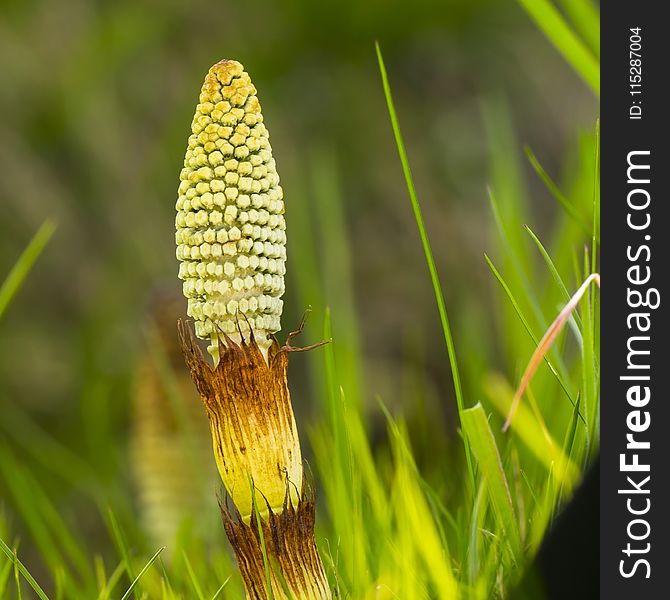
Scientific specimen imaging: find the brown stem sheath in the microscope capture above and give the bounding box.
[177,319,332,599]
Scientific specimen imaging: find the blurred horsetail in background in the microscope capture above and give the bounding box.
[130,290,216,553]
[0,0,599,598]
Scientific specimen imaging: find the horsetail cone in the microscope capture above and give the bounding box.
[176,60,331,598]
[176,59,286,362]
[131,292,215,550]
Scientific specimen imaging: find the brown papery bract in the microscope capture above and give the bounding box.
[222,482,331,600]
[178,319,332,598]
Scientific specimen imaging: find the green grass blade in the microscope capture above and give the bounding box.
[378,400,453,558]
[487,186,573,381]
[0,538,50,600]
[322,308,344,455]
[0,402,96,487]
[484,254,576,410]
[250,480,274,600]
[156,556,173,597]
[524,225,582,330]
[483,96,530,257]
[484,374,579,487]
[588,120,601,458]
[557,0,600,57]
[0,555,12,596]
[0,446,68,576]
[310,149,364,409]
[96,559,125,600]
[518,0,599,95]
[0,220,56,320]
[560,392,582,482]
[105,509,138,600]
[581,252,599,452]
[529,466,560,552]
[524,146,594,239]
[467,482,487,585]
[120,547,164,600]
[211,576,231,599]
[314,309,370,594]
[460,404,520,558]
[524,226,570,300]
[383,413,457,597]
[182,551,207,600]
[13,547,22,600]
[32,479,90,584]
[376,41,474,489]
[121,548,165,600]
[591,118,600,274]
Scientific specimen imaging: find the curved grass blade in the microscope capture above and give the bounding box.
[591,119,600,274]
[13,548,21,600]
[0,220,56,320]
[182,550,207,600]
[486,186,572,382]
[467,482,487,585]
[524,146,594,240]
[484,254,576,412]
[557,0,600,58]
[558,391,582,502]
[484,374,579,488]
[105,509,138,600]
[211,576,232,600]
[581,250,599,454]
[0,537,50,600]
[504,273,600,431]
[382,411,458,598]
[0,444,92,585]
[250,479,274,600]
[524,225,583,330]
[461,404,521,559]
[120,547,164,600]
[96,559,125,600]
[1,557,12,596]
[376,41,474,488]
[518,0,599,95]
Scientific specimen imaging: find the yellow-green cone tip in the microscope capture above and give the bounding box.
[176,59,286,361]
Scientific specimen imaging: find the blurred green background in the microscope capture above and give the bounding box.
[0,0,598,594]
